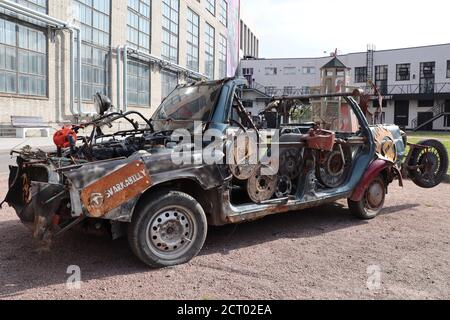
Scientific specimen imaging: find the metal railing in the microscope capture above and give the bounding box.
[245,82,450,97]
[411,103,446,130]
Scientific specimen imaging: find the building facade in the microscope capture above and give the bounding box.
[0,0,245,130]
[239,19,258,58]
[240,44,450,131]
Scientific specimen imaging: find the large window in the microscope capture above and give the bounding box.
[218,34,227,79]
[161,70,178,100]
[127,0,151,52]
[447,60,450,78]
[265,67,277,75]
[396,64,410,81]
[204,23,215,79]
[218,0,227,26]
[420,62,435,94]
[74,0,111,101]
[162,0,179,63]
[0,17,47,96]
[127,60,150,106]
[186,8,199,72]
[206,0,216,15]
[12,0,47,13]
[302,67,315,74]
[354,67,367,83]
[375,65,388,95]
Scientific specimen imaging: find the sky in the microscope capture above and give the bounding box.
[241,0,450,58]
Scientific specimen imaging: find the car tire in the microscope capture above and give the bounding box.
[348,176,386,220]
[128,191,208,268]
[409,139,449,189]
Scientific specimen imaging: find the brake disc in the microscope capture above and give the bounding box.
[247,173,278,203]
[316,146,351,188]
[280,149,303,179]
[275,176,293,198]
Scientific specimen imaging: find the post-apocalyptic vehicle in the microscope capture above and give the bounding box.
[1,78,448,268]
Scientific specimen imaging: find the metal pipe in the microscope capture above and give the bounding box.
[0,0,68,28]
[126,47,208,80]
[76,28,82,116]
[123,45,128,113]
[69,29,77,116]
[116,46,121,112]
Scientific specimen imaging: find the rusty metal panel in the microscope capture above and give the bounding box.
[80,160,152,218]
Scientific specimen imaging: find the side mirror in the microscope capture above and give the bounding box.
[94,93,112,116]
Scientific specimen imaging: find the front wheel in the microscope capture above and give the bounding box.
[348,176,386,220]
[128,191,208,268]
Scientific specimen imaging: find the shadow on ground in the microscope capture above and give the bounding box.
[0,200,419,298]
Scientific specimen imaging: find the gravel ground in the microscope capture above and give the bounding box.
[0,174,449,300]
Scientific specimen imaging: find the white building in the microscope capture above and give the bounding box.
[240,44,450,131]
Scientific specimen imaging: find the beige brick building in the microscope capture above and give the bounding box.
[0,0,246,133]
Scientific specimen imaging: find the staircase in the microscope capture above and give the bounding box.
[411,104,450,131]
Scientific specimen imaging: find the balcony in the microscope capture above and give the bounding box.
[363,83,450,96]
[244,81,450,99]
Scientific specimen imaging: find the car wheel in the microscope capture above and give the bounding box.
[348,176,386,220]
[128,191,208,268]
[409,139,449,189]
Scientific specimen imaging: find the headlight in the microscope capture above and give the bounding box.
[93,93,112,116]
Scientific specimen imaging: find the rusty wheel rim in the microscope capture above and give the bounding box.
[365,180,384,210]
[146,206,197,259]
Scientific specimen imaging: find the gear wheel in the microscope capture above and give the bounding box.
[247,171,278,203]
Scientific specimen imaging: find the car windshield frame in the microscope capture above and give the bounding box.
[152,82,224,125]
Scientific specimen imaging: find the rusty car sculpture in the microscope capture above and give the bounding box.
[1,78,448,268]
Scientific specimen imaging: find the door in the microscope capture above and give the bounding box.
[420,62,435,94]
[418,112,434,131]
[394,100,409,127]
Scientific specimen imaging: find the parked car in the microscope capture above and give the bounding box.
[2,78,448,268]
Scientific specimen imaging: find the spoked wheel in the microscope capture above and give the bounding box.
[128,191,207,268]
[409,140,449,189]
[348,176,386,220]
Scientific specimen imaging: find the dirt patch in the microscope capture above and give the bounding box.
[0,175,449,300]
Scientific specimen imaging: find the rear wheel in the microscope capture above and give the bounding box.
[348,176,386,220]
[409,140,449,189]
[128,191,208,268]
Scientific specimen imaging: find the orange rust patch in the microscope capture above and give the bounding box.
[80,160,152,218]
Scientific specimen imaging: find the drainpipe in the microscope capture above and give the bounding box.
[123,45,128,113]
[76,28,82,116]
[116,46,122,112]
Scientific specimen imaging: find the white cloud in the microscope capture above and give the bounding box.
[241,0,450,58]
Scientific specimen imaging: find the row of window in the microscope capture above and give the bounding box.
[355,62,450,83]
[260,62,450,82]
